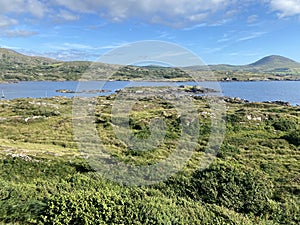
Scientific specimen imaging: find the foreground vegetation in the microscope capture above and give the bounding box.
[0,90,299,224]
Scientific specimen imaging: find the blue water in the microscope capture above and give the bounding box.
[0,81,299,106]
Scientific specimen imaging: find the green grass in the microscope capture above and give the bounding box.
[0,92,299,224]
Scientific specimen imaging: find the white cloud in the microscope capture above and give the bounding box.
[203,46,226,54]
[183,23,207,31]
[247,15,258,23]
[0,0,48,31]
[0,45,21,49]
[57,10,80,21]
[62,43,95,49]
[270,0,300,17]
[217,37,231,43]
[51,0,300,26]
[45,49,101,61]
[0,0,25,14]
[237,32,266,42]
[0,16,18,28]
[1,29,37,37]
[1,0,300,30]
[53,0,237,25]
[99,43,129,50]
[43,42,128,53]
[0,0,47,18]
[27,0,47,18]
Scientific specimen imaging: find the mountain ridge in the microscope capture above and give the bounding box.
[1,48,300,81]
[1,47,300,68]
[2,47,300,66]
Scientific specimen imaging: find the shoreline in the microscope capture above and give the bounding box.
[1,78,300,84]
[1,80,299,106]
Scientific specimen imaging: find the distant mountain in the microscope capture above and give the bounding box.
[249,55,300,67]
[197,55,300,74]
[247,55,300,72]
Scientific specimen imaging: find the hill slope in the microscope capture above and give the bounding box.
[249,55,300,68]
[0,48,93,81]
[0,48,57,66]
[0,96,299,224]
[248,55,300,73]
[192,55,300,80]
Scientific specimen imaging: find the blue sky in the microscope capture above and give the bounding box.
[0,0,300,65]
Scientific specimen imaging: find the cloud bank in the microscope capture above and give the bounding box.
[270,0,300,17]
[0,0,47,17]
[53,0,236,24]
[0,0,300,33]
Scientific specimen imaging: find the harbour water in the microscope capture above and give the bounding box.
[0,80,299,106]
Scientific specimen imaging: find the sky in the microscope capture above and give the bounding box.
[0,0,300,65]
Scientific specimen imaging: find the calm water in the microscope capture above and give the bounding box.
[0,81,299,106]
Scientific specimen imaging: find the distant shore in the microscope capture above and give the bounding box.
[1,77,300,83]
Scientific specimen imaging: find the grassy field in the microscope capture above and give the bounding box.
[0,90,299,224]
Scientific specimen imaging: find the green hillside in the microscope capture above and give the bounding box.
[249,55,300,68]
[1,48,300,81]
[0,48,57,65]
[0,90,299,224]
[246,55,300,75]
[0,48,92,81]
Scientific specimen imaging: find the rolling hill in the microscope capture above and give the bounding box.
[0,48,94,81]
[0,48,57,65]
[0,48,300,81]
[249,55,300,68]
[208,55,300,72]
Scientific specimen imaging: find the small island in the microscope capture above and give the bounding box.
[56,89,111,94]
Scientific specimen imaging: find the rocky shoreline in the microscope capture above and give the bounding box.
[56,89,111,94]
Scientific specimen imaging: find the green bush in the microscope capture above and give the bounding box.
[191,162,274,215]
[283,129,300,146]
[40,189,260,225]
[217,143,240,158]
[268,197,300,225]
[272,118,297,131]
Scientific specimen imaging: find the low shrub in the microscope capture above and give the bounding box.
[191,162,274,215]
[283,129,300,146]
